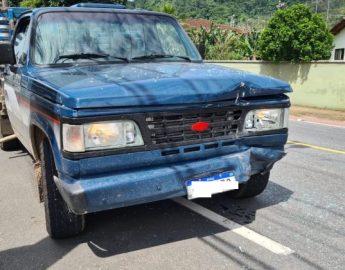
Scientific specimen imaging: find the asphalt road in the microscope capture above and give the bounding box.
[0,120,344,270]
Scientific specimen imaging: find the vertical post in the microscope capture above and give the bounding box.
[326,0,330,24]
[2,0,9,8]
[315,0,318,13]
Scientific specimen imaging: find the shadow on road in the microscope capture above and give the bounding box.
[3,144,30,159]
[195,180,293,225]
[0,181,292,269]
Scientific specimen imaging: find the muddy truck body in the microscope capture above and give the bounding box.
[0,4,291,238]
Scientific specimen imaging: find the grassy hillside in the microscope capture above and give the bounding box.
[134,0,345,28]
[6,0,345,28]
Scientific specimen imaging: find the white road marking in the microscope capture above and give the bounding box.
[290,119,345,129]
[173,197,294,255]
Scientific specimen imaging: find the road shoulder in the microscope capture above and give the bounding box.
[290,106,345,128]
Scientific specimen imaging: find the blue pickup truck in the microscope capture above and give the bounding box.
[0,3,291,238]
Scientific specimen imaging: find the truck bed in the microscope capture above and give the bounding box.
[0,7,30,42]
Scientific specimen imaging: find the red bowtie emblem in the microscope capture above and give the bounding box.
[191,121,209,132]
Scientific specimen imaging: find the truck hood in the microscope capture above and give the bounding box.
[33,62,292,109]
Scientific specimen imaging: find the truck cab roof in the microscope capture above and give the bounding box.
[1,3,174,42]
[27,5,173,19]
[4,3,172,25]
[70,3,126,9]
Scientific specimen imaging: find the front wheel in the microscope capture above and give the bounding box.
[228,172,270,199]
[40,137,85,238]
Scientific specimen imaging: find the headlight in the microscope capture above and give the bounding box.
[244,108,289,132]
[63,120,144,152]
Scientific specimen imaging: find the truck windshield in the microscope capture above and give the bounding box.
[33,12,201,65]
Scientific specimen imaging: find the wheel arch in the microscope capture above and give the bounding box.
[31,121,64,201]
[31,124,45,161]
[29,118,61,167]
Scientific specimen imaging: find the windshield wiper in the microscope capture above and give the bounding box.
[106,55,130,63]
[131,54,191,62]
[54,53,129,63]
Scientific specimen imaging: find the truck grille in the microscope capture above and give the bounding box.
[145,109,242,145]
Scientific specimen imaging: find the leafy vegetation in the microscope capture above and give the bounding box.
[187,26,250,60]
[8,0,345,27]
[8,0,338,61]
[258,4,334,61]
[159,2,175,15]
[135,0,345,27]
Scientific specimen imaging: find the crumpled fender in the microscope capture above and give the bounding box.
[249,147,286,177]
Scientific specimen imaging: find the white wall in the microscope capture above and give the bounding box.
[208,61,345,111]
[331,28,345,61]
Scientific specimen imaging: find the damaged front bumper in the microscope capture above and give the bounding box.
[55,142,286,215]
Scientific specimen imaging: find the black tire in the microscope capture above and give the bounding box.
[0,117,20,151]
[40,137,85,238]
[228,172,270,199]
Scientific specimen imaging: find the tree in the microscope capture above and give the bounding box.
[258,4,334,62]
[20,0,43,7]
[242,31,261,60]
[160,2,176,15]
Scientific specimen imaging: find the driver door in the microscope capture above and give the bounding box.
[3,16,31,149]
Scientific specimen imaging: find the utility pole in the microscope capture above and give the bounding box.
[229,15,235,27]
[315,0,319,13]
[326,0,330,24]
[276,0,286,9]
[127,0,135,8]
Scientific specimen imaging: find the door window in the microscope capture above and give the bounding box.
[334,48,344,60]
[13,19,30,65]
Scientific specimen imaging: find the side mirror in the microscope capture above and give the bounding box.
[0,43,16,65]
[196,44,205,59]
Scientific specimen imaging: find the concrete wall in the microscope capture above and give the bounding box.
[331,28,345,61]
[208,61,345,111]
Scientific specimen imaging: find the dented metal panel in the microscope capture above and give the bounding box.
[56,145,286,214]
[34,63,292,109]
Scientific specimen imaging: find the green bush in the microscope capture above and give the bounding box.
[160,2,176,15]
[258,4,334,62]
